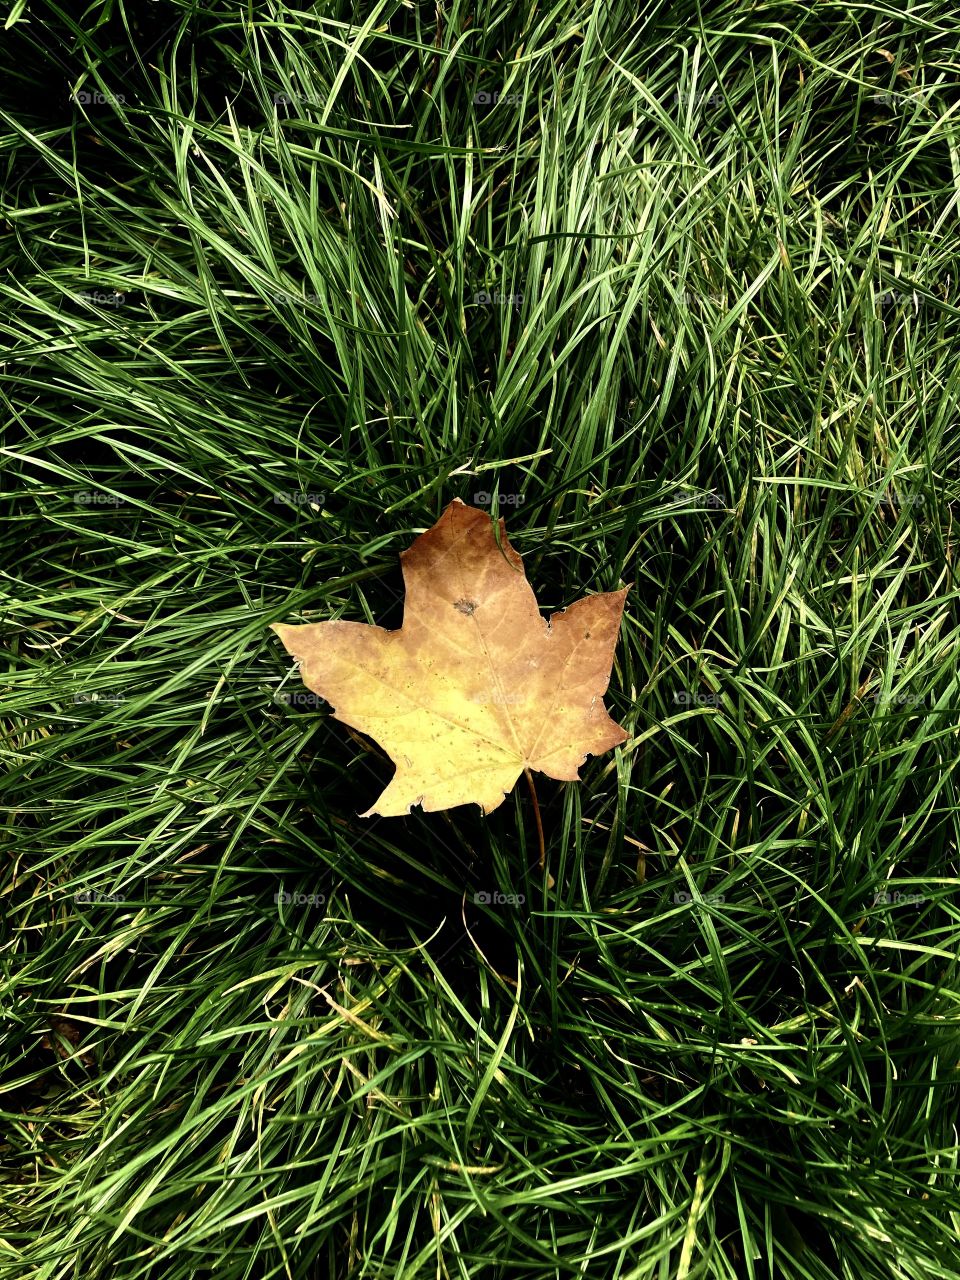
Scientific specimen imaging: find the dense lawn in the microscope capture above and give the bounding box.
[2,2,960,1277]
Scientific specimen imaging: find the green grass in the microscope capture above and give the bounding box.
[2,1,960,1276]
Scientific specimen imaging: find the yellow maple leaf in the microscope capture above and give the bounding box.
[271,498,628,816]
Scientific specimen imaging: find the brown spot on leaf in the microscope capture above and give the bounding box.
[454,598,477,615]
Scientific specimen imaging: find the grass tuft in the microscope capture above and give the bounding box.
[2,2,960,1277]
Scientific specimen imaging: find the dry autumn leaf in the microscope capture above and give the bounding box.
[271,498,628,816]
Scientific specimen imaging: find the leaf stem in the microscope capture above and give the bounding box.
[523,766,545,871]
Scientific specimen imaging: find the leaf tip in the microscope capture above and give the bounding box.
[270,622,295,648]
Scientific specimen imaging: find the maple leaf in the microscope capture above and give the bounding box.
[271,498,628,817]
